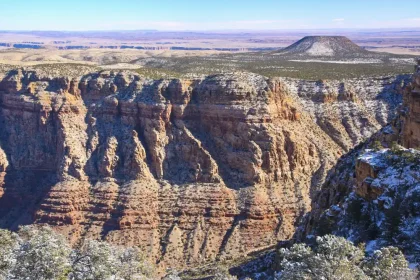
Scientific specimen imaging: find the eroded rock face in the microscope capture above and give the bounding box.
[402,59,420,148]
[281,76,409,151]
[0,147,7,197]
[0,69,341,269]
[354,151,387,201]
[0,68,404,269]
[0,147,7,172]
[297,61,420,260]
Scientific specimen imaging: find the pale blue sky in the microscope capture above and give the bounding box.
[0,0,419,31]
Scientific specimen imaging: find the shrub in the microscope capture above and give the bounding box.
[213,266,238,280]
[0,230,19,279]
[70,240,154,280]
[12,226,72,280]
[370,140,383,151]
[0,226,155,280]
[275,235,417,280]
[390,141,403,155]
[362,247,415,280]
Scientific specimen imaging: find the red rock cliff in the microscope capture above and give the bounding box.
[0,70,340,269]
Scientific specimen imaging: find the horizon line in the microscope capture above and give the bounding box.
[1,27,420,33]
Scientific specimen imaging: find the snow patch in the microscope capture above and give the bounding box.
[366,240,379,253]
[289,59,383,64]
[390,58,416,64]
[358,149,389,168]
[305,42,335,56]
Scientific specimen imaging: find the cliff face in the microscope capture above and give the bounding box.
[402,61,420,148]
[0,64,409,269]
[281,76,409,151]
[299,59,420,260]
[0,69,342,268]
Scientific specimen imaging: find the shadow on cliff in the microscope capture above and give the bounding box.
[303,74,411,216]
[177,76,254,189]
[79,76,166,238]
[0,71,60,231]
[0,170,58,230]
[374,74,410,125]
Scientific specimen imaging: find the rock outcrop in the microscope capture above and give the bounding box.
[298,59,420,261]
[402,59,420,148]
[0,146,7,197]
[0,69,342,269]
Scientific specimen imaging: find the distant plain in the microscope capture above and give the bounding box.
[0,29,419,79]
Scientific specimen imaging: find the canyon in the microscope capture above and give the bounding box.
[0,61,409,271]
[0,0,420,276]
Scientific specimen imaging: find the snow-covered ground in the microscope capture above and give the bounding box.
[305,42,335,56]
[325,148,420,261]
[389,58,417,64]
[288,59,383,64]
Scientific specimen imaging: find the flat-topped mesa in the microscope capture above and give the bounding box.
[0,69,341,268]
[276,36,370,57]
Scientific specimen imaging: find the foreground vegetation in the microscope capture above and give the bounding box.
[0,226,154,280]
[0,227,417,279]
[275,235,416,280]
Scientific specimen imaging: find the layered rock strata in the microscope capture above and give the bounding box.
[0,69,340,268]
[281,75,409,151]
[402,59,420,148]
